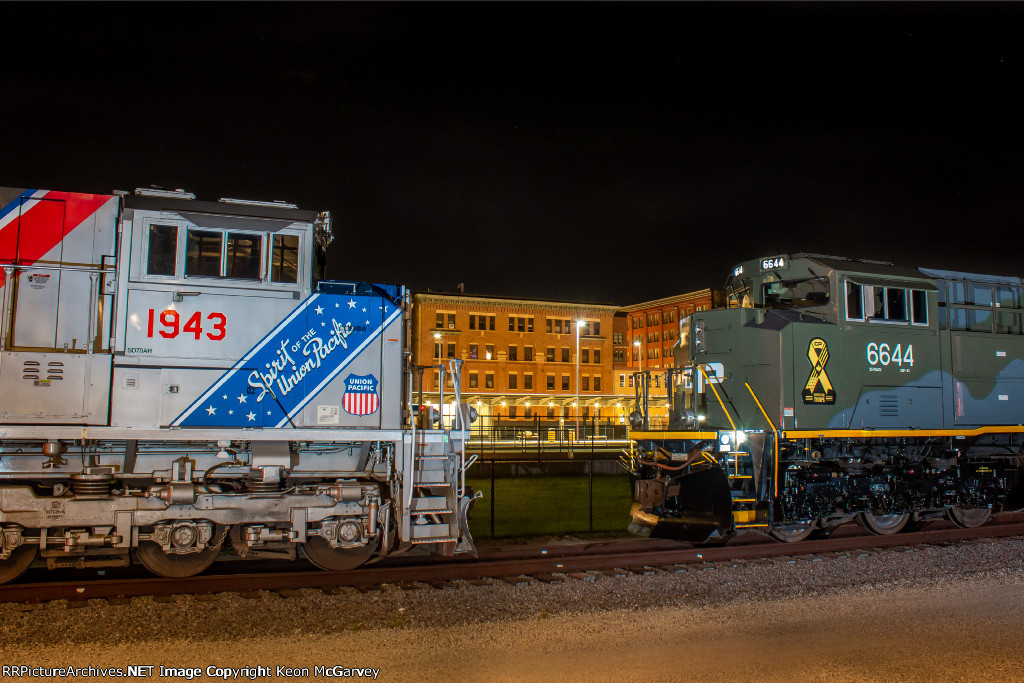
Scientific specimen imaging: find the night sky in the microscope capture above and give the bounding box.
[4,3,1023,304]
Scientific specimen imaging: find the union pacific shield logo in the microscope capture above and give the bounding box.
[342,374,380,416]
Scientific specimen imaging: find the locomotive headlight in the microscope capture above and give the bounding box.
[720,432,731,447]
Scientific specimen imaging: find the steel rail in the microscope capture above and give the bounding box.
[4,519,1024,604]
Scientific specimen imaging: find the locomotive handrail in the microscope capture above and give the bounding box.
[0,261,114,273]
[745,381,780,500]
[697,364,738,433]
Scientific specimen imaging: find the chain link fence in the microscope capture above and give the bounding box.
[465,457,633,538]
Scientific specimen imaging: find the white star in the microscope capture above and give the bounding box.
[348,299,357,309]
[362,307,367,313]
[237,394,247,403]
[335,302,340,308]
[222,394,228,400]
[314,305,324,315]
[366,320,371,325]
[246,411,256,422]
[228,410,234,415]
[321,322,326,327]
[267,410,272,415]
[206,405,216,416]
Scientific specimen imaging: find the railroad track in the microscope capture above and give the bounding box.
[4,518,1024,605]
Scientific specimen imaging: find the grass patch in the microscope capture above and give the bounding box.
[466,473,632,538]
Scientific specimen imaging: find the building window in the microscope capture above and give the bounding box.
[592,321,600,336]
[593,349,601,364]
[561,375,570,391]
[434,342,442,359]
[613,332,623,344]
[436,313,444,329]
[508,316,515,331]
[554,319,563,334]
[518,317,525,332]
[447,343,456,358]
[508,345,518,361]
[546,347,555,362]
[469,316,476,330]
[447,313,456,329]
[469,344,478,359]
[546,374,555,390]
[524,346,533,361]
[546,318,552,333]
[628,376,634,388]
[561,348,570,363]
[508,405,517,419]
[469,373,478,388]
[527,318,534,332]
[525,405,533,419]
[613,350,623,363]
[508,374,518,390]
[581,349,589,363]
[485,344,494,360]
[524,374,533,390]
[582,376,589,391]
[547,406,555,419]
[485,373,494,389]
[619,374,625,388]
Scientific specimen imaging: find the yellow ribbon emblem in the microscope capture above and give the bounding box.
[802,337,836,405]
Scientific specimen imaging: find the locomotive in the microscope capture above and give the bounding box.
[0,186,477,583]
[625,253,1024,542]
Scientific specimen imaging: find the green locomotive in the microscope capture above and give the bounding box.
[625,253,1024,542]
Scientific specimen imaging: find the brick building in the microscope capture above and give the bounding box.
[615,289,723,422]
[411,292,623,429]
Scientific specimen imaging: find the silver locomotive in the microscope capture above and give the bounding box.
[0,186,476,581]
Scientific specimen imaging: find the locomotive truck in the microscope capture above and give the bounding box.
[625,253,1024,542]
[0,186,477,583]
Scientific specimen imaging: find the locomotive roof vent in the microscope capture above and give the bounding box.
[134,187,196,199]
[218,197,299,209]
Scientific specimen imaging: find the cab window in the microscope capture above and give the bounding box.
[146,224,178,276]
[271,234,299,283]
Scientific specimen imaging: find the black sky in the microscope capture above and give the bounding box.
[4,3,1023,304]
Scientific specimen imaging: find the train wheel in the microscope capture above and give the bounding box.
[301,537,379,571]
[769,523,814,543]
[948,507,992,528]
[858,511,910,535]
[134,525,225,579]
[0,543,38,584]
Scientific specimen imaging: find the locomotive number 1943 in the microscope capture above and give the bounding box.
[866,342,913,372]
[146,309,227,341]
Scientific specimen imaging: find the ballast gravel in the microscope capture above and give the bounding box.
[3,536,1024,681]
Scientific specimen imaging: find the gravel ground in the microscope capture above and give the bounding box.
[3,536,1024,680]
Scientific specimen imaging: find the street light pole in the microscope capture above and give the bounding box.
[576,319,585,442]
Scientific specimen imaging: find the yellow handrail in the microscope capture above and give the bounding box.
[745,381,780,499]
[698,365,737,432]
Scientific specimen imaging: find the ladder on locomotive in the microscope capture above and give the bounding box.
[696,365,767,530]
[406,360,477,551]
